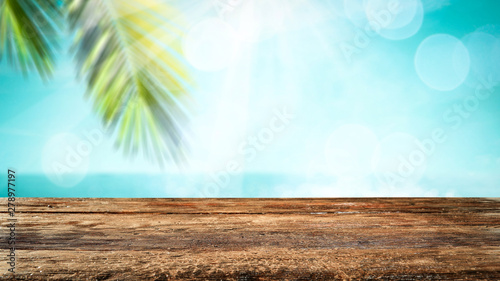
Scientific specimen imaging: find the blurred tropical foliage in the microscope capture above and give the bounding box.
[0,0,194,166]
[0,0,62,79]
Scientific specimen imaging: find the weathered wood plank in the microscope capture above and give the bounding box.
[7,197,499,214]
[1,198,499,280]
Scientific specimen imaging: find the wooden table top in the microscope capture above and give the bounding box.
[1,198,499,280]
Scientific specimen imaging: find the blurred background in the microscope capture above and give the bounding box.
[1,0,499,197]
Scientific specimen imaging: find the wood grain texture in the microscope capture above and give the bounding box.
[1,198,499,280]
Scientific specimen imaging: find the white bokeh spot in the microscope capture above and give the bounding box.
[344,0,368,28]
[375,0,424,40]
[462,31,500,85]
[365,0,419,30]
[415,34,470,91]
[372,133,427,188]
[224,0,286,43]
[324,124,379,178]
[184,18,239,72]
[42,133,90,188]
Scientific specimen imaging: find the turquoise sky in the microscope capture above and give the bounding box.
[1,0,500,197]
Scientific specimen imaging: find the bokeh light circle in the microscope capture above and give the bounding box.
[375,0,423,40]
[183,18,238,71]
[415,34,470,91]
[344,0,368,28]
[42,133,90,188]
[372,133,427,188]
[225,0,286,43]
[344,0,423,40]
[365,0,419,30]
[462,31,500,85]
[324,124,378,178]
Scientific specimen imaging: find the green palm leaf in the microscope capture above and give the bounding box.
[68,0,194,165]
[0,0,62,79]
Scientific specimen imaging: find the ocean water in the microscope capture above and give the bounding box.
[6,173,497,198]
[12,173,303,198]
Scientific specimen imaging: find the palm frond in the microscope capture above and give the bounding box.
[0,0,62,79]
[68,0,194,166]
